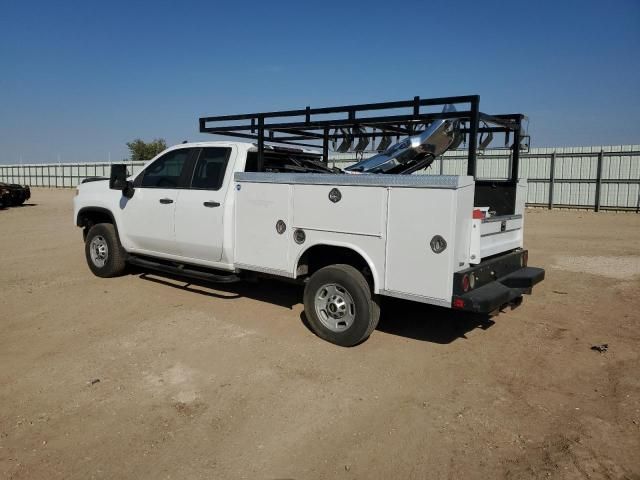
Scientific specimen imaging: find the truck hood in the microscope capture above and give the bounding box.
[81,176,109,184]
[77,178,110,194]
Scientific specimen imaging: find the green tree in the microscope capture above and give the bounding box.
[126,138,167,161]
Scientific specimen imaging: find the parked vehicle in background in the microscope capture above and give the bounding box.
[0,182,31,206]
[0,186,11,208]
[74,96,545,346]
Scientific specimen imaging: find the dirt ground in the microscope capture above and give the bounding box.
[1,188,639,480]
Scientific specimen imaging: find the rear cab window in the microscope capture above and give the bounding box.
[189,147,231,190]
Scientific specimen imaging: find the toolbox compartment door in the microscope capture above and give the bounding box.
[293,184,386,237]
[385,188,458,304]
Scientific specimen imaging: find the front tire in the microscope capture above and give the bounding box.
[84,223,126,277]
[303,264,380,347]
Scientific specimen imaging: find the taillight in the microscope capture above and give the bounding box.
[462,274,470,292]
[453,298,465,309]
[522,251,528,267]
[472,209,486,219]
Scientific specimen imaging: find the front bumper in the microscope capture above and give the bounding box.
[452,250,545,313]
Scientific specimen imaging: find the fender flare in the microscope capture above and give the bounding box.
[76,207,121,239]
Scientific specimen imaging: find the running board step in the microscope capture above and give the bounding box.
[127,255,241,284]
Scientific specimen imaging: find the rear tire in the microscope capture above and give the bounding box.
[303,264,380,347]
[84,223,126,277]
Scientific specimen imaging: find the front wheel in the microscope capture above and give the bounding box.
[303,264,380,347]
[84,223,127,277]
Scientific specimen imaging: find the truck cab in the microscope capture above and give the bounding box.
[100,142,246,270]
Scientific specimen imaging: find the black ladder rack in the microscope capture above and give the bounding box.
[199,95,526,181]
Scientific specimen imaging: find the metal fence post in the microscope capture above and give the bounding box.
[595,149,603,212]
[548,151,556,209]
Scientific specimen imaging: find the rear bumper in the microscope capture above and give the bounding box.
[452,251,545,313]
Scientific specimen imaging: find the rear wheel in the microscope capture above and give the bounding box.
[84,223,126,277]
[303,264,380,347]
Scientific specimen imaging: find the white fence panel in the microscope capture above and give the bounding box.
[1,146,639,211]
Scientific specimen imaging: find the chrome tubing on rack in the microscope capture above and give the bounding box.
[345,104,461,174]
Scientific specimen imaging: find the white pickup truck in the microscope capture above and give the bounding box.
[74,97,544,346]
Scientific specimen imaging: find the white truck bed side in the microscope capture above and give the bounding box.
[234,173,474,307]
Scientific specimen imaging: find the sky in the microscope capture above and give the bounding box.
[0,0,639,164]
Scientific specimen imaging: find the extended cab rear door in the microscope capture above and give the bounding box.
[174,146,235,263]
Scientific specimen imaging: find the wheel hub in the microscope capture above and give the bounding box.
[89,235,109,268]
[326,295,347,318]
[314,283,356,332]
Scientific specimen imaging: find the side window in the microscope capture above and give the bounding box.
[190,147,231,190]
[140,149,191,188]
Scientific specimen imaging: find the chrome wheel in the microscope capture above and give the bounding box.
[89,235,109,268]
[314,283,356,332]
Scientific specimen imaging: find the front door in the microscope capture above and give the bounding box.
[174,146,234,263]
[120,148,193,256]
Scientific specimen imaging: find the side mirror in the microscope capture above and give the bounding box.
[109,164,135,198]
[109,164,128,189]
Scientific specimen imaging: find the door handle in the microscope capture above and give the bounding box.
[159,198,174,204]
[203,201,221,208]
